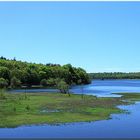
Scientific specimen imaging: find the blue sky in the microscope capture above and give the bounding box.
[0,2,140,73]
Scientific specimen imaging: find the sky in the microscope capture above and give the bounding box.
[0,2,140,73]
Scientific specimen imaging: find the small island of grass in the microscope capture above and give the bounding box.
[1,91,140,128]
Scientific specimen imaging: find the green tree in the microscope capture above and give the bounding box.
[26,68,40,86]
[10,77,21,88]
[47,78,56,86]
[0,66,10,81]
[56,80,69,94]
[0,78,8,88]
[0,56,91,87]
[40,79,47,87]
[39,71,46,80]
[10,69,23,81]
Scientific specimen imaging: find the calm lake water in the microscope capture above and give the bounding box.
[1,80,140,138]
[11,79,140,97]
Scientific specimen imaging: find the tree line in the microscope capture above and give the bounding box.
[0,56,91,90]
[89,72,140,79]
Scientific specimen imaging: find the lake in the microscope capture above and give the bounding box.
[1,79,140,138]
[11,79,140,97]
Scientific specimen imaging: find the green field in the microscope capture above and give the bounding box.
[0,91,140,128]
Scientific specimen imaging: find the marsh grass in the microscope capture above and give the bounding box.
[0,89,7,100]
[0,92,139,128]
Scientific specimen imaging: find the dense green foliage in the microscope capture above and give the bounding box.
[10,76,21,88]
[40,79,48,87]
[90,72,140,79]
[0,57,90,88]
[56,79,69,94]
[0,78,8,88]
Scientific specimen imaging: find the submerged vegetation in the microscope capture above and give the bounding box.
[0,90,140,128]
[0,56,91,89]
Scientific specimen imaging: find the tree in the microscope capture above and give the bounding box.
[0,78,8,88]
[39,71,46,80]
[10,77,21,88]
[47,78,56,86]
[26,68,40,86]
[56,80,69,94]
[40,79,47,87]
[0,56,6,60]
[0,66,10,81]
[10,69,23,81]
[0,56,91,87]
[89,72,140,80]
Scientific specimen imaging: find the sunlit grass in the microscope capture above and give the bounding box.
[0,91,140,128]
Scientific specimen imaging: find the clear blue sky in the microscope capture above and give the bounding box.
[0,2,140,73]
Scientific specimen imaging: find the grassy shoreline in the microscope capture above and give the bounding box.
[0,92,140,128]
